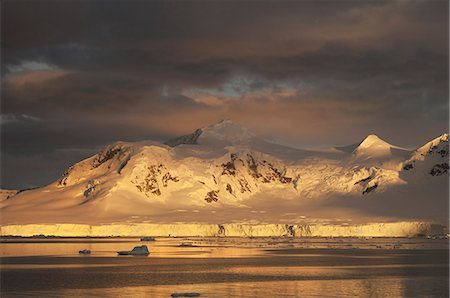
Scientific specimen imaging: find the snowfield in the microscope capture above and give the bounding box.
[1,120,448,236]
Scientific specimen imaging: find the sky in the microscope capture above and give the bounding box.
[1,0,449,189]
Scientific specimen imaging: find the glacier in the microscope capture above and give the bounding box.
[0,222,446,237]
[0,120,448,236]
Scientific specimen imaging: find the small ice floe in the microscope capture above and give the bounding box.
[178,242,196,247]
[141,237,156,241]
[79,249,91,255]
[117,245,150,256]
[171,293,201,297]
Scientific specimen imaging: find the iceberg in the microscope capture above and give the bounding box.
[117,245,150,256]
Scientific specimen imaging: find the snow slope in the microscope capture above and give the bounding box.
[350,134,411,169]
[0,120,448,236]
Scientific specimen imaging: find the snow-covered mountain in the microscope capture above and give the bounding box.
[0,120,448,232]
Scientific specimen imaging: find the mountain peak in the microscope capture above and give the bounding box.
[357,134,391,149]
[335,134,405,156]
[201,119,255,145]
[206,119,245,130]
[438,133,449,142]
[164,120,255,148]
[164,128,202,147]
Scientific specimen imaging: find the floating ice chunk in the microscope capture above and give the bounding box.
[117,245,150,256]
[178,242,195,247]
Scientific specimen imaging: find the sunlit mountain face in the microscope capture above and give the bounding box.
[1,2,449,298]
[1,1,448,191]
[0,1,448,236]
[1,120,448,236]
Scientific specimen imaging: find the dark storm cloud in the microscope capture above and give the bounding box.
[1,0,448,188]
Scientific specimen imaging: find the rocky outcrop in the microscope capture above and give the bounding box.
[162,172,179,187]
[93,146,122,168]
[131,165,165,197]
[354,176,373,185]
[83,180,99,198]
[164,129,202,147]
[363,183,378,195]
[205,190,219,203]
[430,163,449,176]
[403,163,414,171]
[58,166,73,186]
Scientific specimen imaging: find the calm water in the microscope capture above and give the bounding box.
[0,237,448,297]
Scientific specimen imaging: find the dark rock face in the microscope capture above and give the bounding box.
[403,163,414,171]
[221,161,236,175]
[429,144,449,158]
[83,180,98,198]
[58,166,73,186]
[164,129,202,147]
[93,147,122,168]
[438,148,449,157]
[3,190,19,200]
[293,175,300,190]
[217,224,225,235]
[266,162,292,184]
[132,165,165,196]
[362,183,378,195]
[118,157,131,174]
[226,183,233,195]
[285,225,295,236]
[430,163,449,176]
[247,154,262,179]
[205,190,219,203]
[162,172,179,187]
[354,176,373,185]
[238,178,251,193]
[220,152,294,193]
[221,153,237,175]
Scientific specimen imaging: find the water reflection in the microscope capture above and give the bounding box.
[13,278,448,298]
[1,237,448,297]
[1,236,447,258]
[0,238,263,258]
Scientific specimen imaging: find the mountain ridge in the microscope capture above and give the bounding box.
[0,120,448,227]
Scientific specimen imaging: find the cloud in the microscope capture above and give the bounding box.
[5,69,69,86]
[7,60,57,74]
[0,113,41,125]
[0,0,448,188]
[21,114,41,121]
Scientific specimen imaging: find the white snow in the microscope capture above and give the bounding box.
[0,120,448,236]
[350,134,411,169]
[0,222,445,237]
